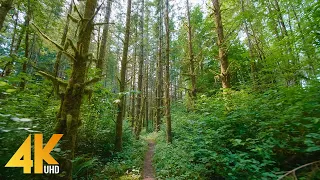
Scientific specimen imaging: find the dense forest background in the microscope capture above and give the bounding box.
[0,0,319,179]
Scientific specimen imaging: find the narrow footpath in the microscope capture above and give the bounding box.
[143,140,155,180]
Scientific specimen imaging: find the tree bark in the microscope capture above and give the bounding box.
[212,0,231,89]
[115,0,132,152]
[186,0,196,101]
[97,0,112,75]
[0,0,13,31]
[53,2,72,95]
[164,0,172,143]
[155,0,163,132]
[240,0,256,87]
[20,0,30,90]
[135,0,145,139]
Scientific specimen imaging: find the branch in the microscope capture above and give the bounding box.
[90,2,104,24]
[31,23,64,51]
[83,74,106,87]
[67,38,78,54]
[72,0,83,20]
[62,51,77,62]
[68,14,79,23]
[94,22,115,26]
[37,71,68,87]
[278,160,320,180]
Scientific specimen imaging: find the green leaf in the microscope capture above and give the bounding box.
[6,89,16,93]
[306,146,320,152]
[0,81,8,86]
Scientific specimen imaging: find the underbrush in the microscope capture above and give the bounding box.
[0,80,147,179]
[154,81,320,180]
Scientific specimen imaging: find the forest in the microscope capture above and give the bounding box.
[0,0,319,179]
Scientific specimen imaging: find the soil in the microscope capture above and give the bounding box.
[143,140,155,180]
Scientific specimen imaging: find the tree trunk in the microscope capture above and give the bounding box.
[145,62,149,132]
[0,0,13,31]
[240,0,256,87]
[115,0,132,152]
[97,0,112,75]
[156,0,163,132]
[186,0,196,101]
[164,0,172,143]
[20,0,30,90]
[53,2,72,94]
[212,0,231,89]
[135,0,145,139]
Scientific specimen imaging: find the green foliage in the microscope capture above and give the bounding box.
[154,81,320,179]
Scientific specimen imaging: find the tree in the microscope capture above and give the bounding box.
[19,0,31,90]
[186,0,196,105]
[115,0,132,152]
[53,1,72,94]
[97,0,112,76]
[212,0,231,89]
[33,0,99,178]
[135,0,145,139]
[155,0,163,132]
[164,0,172,143]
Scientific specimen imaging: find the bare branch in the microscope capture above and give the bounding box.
[31,23,64,51]
[83,74,107,87]
[62,51,77,62]
[68,14,79,23]
[72,0,84,20]
[67,38,78,54]
[93,22,115,26]
[37,71,68,87]
[278,160,320,180]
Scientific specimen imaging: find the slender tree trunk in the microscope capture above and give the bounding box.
[241,0,256,87]
[145,62,149,132]
[130,56,136,128]
[186,0,196,101]
[54,2,72,95]
[97,0,112,75]
[20,0,30,90]
[115,0,132,152]
[155,0,164,132]
[164,0,172,143]
[0,0,13,31]
[135,0,145,139]
[212,0,231,89]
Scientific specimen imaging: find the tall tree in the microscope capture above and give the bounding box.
[186,0,196,104]
[164,0,172,143]
[33,0,99,178]
[155,0,163,132]
[97,0,112,76]
[53,1,73,94]
[135,0,145,139]
[115,0,132,152]
[20,0,31,90]
[212,0,231,89]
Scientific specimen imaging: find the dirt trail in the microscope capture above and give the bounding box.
[143,140,155,180]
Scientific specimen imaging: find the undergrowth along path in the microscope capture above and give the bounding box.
[143,139,155,180]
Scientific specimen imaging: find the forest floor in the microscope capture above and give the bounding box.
[143,139,156,180]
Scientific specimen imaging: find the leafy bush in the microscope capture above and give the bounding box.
[154,81,320,179]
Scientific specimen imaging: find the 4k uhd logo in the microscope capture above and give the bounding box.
[5,134,63,174]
